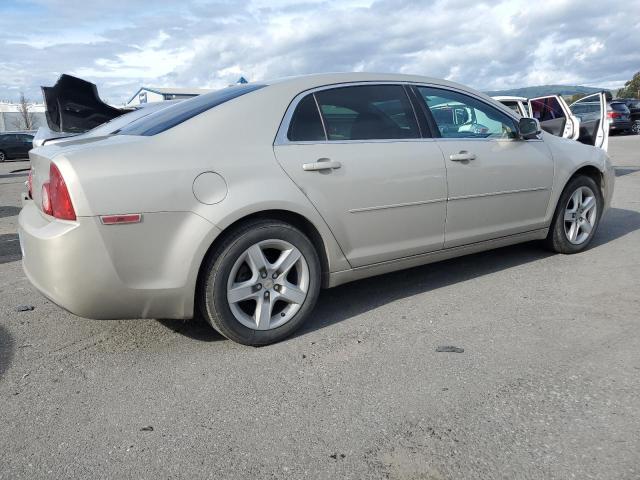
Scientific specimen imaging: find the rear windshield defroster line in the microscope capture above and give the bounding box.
[115,84,266,136]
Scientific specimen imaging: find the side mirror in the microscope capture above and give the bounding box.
[518,117,541,140]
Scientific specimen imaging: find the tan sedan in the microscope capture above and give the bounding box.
[19,73,614,345]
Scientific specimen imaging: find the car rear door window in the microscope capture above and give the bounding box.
[287,94,326,141]
[530,97,566,122]
[314,85,420,141]
[417,87,517,139]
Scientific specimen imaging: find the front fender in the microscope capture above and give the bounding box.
[543,133,613,223]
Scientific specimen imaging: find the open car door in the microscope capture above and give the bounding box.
[569,92,609,151]
[528,95,579,140]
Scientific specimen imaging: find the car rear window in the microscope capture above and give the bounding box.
[115,84,266,136]
[610,102,630,113]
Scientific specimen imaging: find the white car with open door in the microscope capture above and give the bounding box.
[494,93,608,151]
[494,95,579,141]
[569,92,609,152]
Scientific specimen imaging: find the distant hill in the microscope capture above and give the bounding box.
[485,84,606,98]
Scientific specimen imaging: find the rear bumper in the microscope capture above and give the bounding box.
[18,201,219,319]
[609,120,631,131]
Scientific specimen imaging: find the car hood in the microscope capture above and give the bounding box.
[42,74,126,133]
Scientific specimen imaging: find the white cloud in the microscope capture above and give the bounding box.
[0,0,638,104]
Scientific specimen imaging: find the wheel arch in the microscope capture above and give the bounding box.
[195,209,332,302]
[569,164,604,192]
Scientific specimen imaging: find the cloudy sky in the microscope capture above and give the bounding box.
[1,0,639,105]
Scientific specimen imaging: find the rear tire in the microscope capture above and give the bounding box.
[545,175,602,254]
[198,219,321,346]
[0,150,6,162]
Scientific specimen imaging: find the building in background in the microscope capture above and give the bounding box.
[125,87,213,107]
[0,102,46,132]
[125,78,249,107]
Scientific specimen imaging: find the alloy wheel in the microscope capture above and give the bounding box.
[563,186,597,245]
[0,151,5,162]
[226,239,310,330]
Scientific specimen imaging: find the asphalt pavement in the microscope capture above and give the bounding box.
[1,136,639,479]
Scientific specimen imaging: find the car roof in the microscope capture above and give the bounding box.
[492,95,528,102]
[265,72,473,93]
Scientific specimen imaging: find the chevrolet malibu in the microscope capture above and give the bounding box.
[19,73,615,346]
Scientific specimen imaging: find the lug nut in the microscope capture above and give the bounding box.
[272,272,278,279]
[256,284,262,290]
[274,285,280,292]
[264,291,270,298]
[261,272,267,279]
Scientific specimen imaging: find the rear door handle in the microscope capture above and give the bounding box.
[449,151,476,162]
[302,159,342,171]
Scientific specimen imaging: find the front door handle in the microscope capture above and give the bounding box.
[302,159,342,171]
[449,151,476,162]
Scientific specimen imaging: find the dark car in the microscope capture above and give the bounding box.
[614,98,640,134]
[0,132,34,162]
[607,101,632,134]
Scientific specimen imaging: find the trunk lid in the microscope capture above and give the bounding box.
[42,74,126,133]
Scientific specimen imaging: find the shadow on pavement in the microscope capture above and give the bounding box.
[614,167,640,177]
[0,325,14,379]
[157,318,225,342]
[0,173,28,180]
[299,207,640,337]
[0,233,21,265]
[591,207,640,247]
[0,206,21,219]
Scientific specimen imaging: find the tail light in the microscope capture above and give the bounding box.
[41,163,76,220]
[27,168,33,199]
[607,111,621,119]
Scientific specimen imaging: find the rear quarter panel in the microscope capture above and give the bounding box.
[38,86,351,275]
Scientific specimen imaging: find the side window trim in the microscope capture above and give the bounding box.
[402,84,430,139]
[312,93,329,141]
[406,85,441,139]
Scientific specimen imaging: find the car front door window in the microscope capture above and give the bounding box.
[416,87,518,139]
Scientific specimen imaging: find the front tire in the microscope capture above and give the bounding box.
[545,175,602,254]
[0,150,6,162]
[198,219,321,346]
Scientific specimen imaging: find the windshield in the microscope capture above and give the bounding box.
[115,83,266,136]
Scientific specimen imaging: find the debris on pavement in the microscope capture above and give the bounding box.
[436,345,464,353]
[15,305,35,312]
[140,426,154,432]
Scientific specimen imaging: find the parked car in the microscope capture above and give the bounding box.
[606,100,633,134]
[19,73,614,346]
[614,98,640,134]
[493,95,582,143]
[0,132,34,161]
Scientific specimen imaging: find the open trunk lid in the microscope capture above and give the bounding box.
[42,74,126,133]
